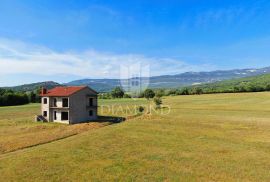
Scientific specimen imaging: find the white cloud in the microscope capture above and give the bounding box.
[0,38,216,80]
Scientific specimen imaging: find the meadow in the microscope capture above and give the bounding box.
[0,93,270,181]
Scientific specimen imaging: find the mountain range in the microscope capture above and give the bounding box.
[66,66,270,92]
[3,66,270,92]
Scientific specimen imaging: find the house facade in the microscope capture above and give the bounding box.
[38,86,98,124]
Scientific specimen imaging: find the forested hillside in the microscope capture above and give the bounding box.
[148,73,270,97]
[2,67,270,93]
[67,67,270,91]
[195,73,270,93]
[4,81,60,92]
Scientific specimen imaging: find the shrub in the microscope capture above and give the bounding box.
[143,89,155,100]
[123,93,131,98]
[153,97,162,109]
[155,89,165,97]
[137,106,145,113]
[111,87,124,98]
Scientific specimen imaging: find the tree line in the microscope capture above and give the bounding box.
[0,88,40,106]
[98,86,203,99]
[2,76,270,106]
[98,81,270,101]
[98,87,157,99]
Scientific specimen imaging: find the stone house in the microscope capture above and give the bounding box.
[37,86,98,124]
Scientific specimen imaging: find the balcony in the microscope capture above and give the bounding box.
[49,98,69,109]
[50,106,69,109]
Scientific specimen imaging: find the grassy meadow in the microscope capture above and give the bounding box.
[0,93,270,181]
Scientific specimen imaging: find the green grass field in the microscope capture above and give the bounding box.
[0,93,270,181]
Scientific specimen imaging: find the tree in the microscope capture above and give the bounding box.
[168,89,177,95]
[153,97,162,109]
[143,89,155,100]
[0,88,5,95]
[155,89,165,97]
[29,91,37,103]
[175,89,182,95]
[111,87,124,98]
[246,84,257,92]
[0,92,29,106]
[180,88,190,95]
[192,87,203,95]
[266,84,270,91]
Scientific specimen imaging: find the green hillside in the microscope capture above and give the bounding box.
[3,81,60,92]
[3,67,270,93]
[195,73,270,93]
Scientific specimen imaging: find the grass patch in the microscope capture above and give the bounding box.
[0,93,270,181]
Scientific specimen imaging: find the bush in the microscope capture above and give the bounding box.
[143,89,155,100]
[155,89,165,97]
[153,97,162,109]
[111,87,124,98]
[123,93,131,98]
[137,106,145,113]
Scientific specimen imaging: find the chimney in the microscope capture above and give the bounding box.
[41,87,47,95]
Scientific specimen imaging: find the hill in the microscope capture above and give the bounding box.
[3,66,270,92]
[66,79,120,92]
[194,73,270,93]
[3,81,61,92]
[67,66,270,92]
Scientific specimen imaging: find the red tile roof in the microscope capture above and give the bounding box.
[40,86,89,97]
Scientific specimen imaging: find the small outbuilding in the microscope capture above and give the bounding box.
[37,86,98,124]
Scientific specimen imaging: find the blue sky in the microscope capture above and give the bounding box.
[1,0,270,86]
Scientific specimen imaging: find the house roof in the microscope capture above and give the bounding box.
[40,86,97,97]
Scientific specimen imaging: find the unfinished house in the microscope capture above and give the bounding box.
[37,86,98,124]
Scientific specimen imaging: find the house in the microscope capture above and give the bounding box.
[37,86,98,124]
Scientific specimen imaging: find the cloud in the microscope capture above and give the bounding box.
[0,38,216,80]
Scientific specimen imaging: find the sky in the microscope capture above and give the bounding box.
[1,0,270,86]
